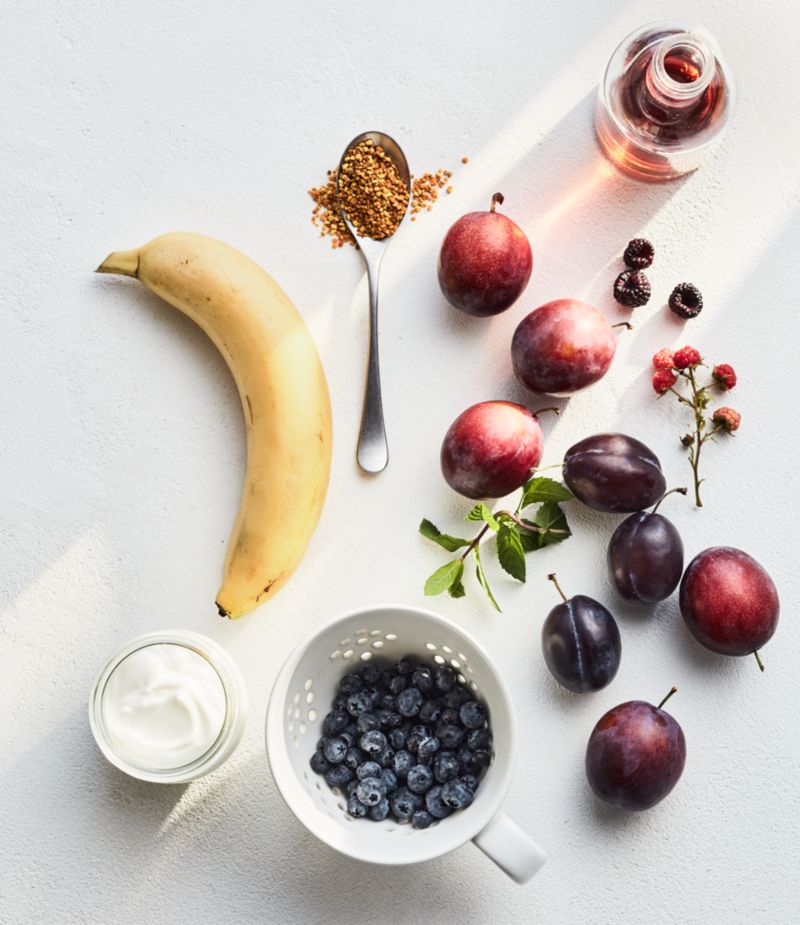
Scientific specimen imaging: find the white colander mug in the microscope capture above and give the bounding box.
[265,604,547,884]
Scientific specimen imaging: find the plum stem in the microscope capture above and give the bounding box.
[489,192,504,213]
[612,321,633,331]
[500,511,570,536]
[547,573,568,603]
[651,486,688,514]
[753,650,765,672]
[657,686,678,709]
[531,406,560,418]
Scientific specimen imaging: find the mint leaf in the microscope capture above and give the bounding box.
[424,559,465,596]
[448,575,466,598]
[466,502,499,531]
[496,524,526,582]
[534,501,571,547]
[519,476,573,509]
[474,546,501,611]
[419,519,472,553]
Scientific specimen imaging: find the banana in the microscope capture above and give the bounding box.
[97,232,332,618]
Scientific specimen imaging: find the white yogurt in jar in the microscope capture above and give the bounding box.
[101,643,227,771]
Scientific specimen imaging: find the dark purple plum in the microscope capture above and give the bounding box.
[585,689,686,811]
[608,489,685,603]
[563,433,666,513]
[511,299,617,395]
[680,547,779,661]
[541,574,621,693]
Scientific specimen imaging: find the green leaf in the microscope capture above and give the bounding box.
[496,524,526,582]
[465,502,499,531]
[533,501,571,547]
[517,519,544,552]
[474,546,501,611]
[448,576,466,598]
[424,559,465,597]
[519,476,573,509]
[419,519,472,553]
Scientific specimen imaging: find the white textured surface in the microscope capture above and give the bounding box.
[2,1,799,923]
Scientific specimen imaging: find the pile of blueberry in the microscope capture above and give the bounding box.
[309,656,493,829]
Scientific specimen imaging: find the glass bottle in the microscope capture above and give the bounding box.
[595,21,735,181]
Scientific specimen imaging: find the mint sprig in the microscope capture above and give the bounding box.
[420,475,573,611]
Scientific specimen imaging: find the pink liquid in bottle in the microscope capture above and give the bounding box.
[596,22,735,181]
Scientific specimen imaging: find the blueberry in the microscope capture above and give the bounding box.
[440,708,459,726]
[309,750,330,775]
[364,686,382,706]
[456,747,474,771]
[356,760,382,780]
[360,664,381,685]
[346,778,360,797]
[411,668,434,694]
[369,797,391,822]
[425,785,452,819]
[407,764,434,794]
[406,724,430,754]
[339,673,363,695]
[388,674,407,695]
[347,793,368,817]
[418,700,443,724]
[437,723,466,750]
[396,657,417,676]
[344,747,365,770]
[356,712,380,733]
[379,693,396,710]
[377,745,395,768]
[332,694,348,711]
[442,778,474,810]
[397,688,423,717]
[346,692,372,717]
[390,787,420,820]
[459,701,486,729]
[392,750,414,779]
[417,736,440,761]
[373,708,392,729]
[433,752,459,783]
[322,709,349,736]
[356,777,385,807]
[323,736,348,764]
[380,768,398,792]
[359,729,387,756]
[325,765,354,790]
[339,731,356,748]
[316,736,327,751]
[460,773,479,792]
[412,810,433,829]
[471,748,491,770]
[345,723,360,740]
[443,686,471,709]
[388,728,407,750]
[434,666,456,692]
[384,712,404,729]
[467,728,491,750]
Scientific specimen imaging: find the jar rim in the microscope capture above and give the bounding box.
[89,629,247,783]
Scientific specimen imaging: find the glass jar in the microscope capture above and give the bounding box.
[89,630,247,783]
[595,21,735,181]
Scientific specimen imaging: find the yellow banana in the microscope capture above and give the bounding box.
[97,232,332,618]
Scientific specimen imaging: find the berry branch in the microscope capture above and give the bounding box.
[651,347,740,508]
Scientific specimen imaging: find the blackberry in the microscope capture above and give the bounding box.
[613,270,651,308]
[669,282,703,319]
[623,238,655,270]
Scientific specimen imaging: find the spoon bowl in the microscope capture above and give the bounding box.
[336,131,410,474]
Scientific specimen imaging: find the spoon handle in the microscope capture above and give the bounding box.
[357,254,389,473]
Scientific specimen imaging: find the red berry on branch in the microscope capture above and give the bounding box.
[652,369,678,394]
[712,363,737,390]
[652,348,675,370]
[672,346,702,369]
[712,407,741,432]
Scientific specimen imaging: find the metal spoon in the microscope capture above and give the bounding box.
[336,131,410,474]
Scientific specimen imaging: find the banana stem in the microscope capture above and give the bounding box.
[96,249,140,277]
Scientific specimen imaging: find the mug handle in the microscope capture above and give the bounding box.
[472,812,547,884]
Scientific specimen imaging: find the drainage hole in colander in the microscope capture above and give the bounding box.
[304,678,313,691]
[385,633,397,641]
[371,640,384,649]
[458,674,466,684]
[306,691,314,704]
[369,629,381,636]
[442,645,453,655]
[308,708,317,722]
[360,651,372,661]
[357,637,368,645]
[425,642,437,651]
[343,649,354,659]
[330,650,341,660]
[433,654,445,664]
[450,659,461,669]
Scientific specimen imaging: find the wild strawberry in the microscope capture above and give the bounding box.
[712,407,741,432]
[672,346,702,369]
[652,348,675,370]
[712,363,737,390]
[652,369,678,394]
